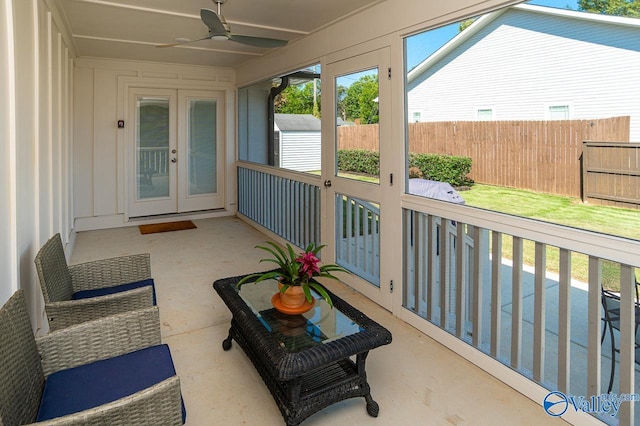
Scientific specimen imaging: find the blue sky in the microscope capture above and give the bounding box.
[405,0,580,70]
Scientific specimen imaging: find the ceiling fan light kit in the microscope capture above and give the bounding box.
[156,0,287,49]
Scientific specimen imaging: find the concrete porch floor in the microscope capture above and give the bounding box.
[70,217,566,426]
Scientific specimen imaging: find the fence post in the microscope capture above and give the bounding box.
[580,141,588,203]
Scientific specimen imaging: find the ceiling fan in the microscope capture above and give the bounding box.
[157,0,288,49]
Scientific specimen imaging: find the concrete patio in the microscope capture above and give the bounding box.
[69,216,566,425]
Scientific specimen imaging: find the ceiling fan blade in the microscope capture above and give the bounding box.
[228,34,288,48]
[156,35,211,48]
[200,8,227,35]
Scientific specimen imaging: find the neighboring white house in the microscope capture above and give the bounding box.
[407,4,640,140]
[274,114,321,172]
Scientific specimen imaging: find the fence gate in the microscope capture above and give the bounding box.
[582,141,640,210]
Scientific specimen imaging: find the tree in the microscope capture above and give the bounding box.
[578,0,640,17]
[458,18,476,32]
[274,81,321,117]
[342,74,379,124]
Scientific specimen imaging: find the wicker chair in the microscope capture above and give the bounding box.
[0,290,184,425]
[34,233,156,331]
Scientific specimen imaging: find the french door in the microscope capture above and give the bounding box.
[128,88,225,217]
[324,48,393,309]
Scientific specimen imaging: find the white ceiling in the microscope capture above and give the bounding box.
[57,0,380,68]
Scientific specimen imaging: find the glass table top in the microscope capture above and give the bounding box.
[237,279,363,352]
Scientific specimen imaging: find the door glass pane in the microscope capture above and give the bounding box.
[137,97,170,199]
[188,99,217,196]
[335,68,380,183]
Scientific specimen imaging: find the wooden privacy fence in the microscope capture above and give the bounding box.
[582,141,640,209]
[337,117,630,198]
[338,124,379,150]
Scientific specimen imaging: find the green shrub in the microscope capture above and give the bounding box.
[337,149,379,176]
[408,153,473,187]
[336,149,473,187]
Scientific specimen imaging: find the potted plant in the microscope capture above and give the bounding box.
[237,241,350,312]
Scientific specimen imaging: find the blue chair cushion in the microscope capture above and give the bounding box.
[37,344,186,423]
[72,278,157,305]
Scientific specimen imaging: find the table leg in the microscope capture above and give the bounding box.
[365,393,380,417]
[222,327,233,351]
[357,351,380,417]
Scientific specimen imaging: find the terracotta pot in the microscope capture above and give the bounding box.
[278,283,306,308]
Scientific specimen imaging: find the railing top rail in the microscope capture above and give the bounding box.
[237,161,322,187]
[402,194,640,268]
[343,195,380,216]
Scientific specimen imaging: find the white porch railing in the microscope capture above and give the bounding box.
[138,147,169,176]
[402,198,640,426]
[237,163,321,249]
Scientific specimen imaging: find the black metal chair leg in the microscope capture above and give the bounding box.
[607,316,616,394]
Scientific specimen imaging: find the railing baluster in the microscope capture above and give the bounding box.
[315,186,319,241]
[303,184,309,245]
[416,211,420,313]
[558,248,571,394]
[439,218,449,329]
[372,207,377,275]
[456,222,466,338]
[472,226,484,347]
[336,194,343,262]
[412,211,420,314]
[491,231,502,358]
[354,200,361,268]
[587,256,602,397]
[346,197,353,264]
[427,215,435,322]
[511,236,523,370]
[363,205,370,274]
[533,242,546,383]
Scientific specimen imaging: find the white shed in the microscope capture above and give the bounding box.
[274,114,321,172]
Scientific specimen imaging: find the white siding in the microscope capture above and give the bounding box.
[279,131,321,172]
[0,0,75,330]
[407,8,640,140]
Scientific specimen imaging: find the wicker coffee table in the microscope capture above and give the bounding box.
[213,273,392,425]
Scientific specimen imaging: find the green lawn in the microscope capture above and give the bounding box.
[461,184,640,289]
[462,184,640,240]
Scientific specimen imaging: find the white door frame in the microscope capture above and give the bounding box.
[127,88,225,218]
[322,47,393,310]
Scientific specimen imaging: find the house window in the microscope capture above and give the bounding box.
[548,105,570,120]
[477,109,493,120]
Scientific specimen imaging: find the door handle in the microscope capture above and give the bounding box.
[171,158,177,163]
[323,180,332,188]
